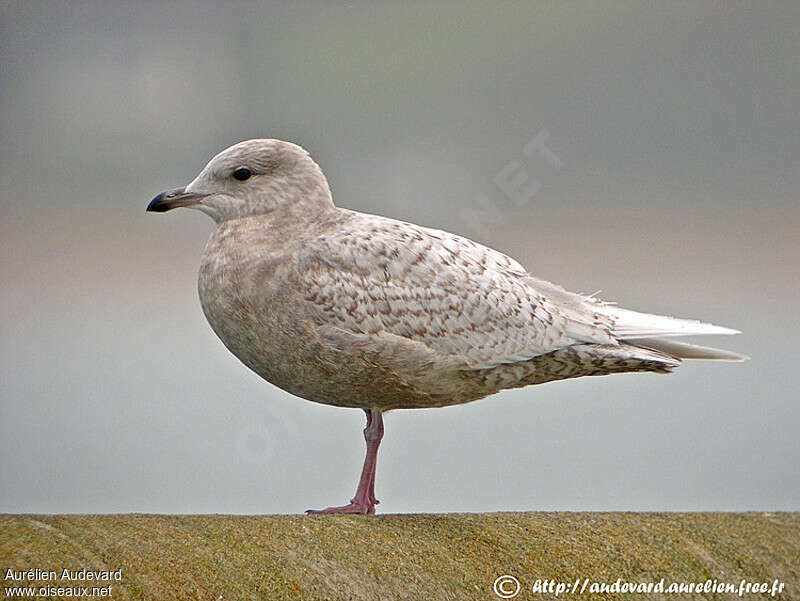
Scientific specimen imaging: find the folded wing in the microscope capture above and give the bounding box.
[297,212,744,370]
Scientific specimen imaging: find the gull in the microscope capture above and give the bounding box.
[147,139,746,514]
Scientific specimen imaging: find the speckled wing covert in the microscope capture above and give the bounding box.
[299,211,622,371]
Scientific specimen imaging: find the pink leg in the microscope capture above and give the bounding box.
[306,408,384,515]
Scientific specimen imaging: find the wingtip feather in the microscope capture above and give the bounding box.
[627,338,749,362]
[601,306,742,338]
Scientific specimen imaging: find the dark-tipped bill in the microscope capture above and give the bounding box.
[147,187,207,212]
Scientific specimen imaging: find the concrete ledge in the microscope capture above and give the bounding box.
[2,512,798,600]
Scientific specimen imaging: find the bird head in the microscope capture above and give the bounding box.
[147,139,333,222]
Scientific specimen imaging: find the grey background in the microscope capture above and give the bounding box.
[1,1,798,514]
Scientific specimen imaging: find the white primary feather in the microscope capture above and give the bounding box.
[598,305,740,338]
[626,338,749,361]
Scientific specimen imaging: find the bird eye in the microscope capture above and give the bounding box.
[232,167,251,181]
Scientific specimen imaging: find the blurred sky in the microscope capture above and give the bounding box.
[1,1,798,514]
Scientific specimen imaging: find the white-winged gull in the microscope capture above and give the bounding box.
[147,139,746,514]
